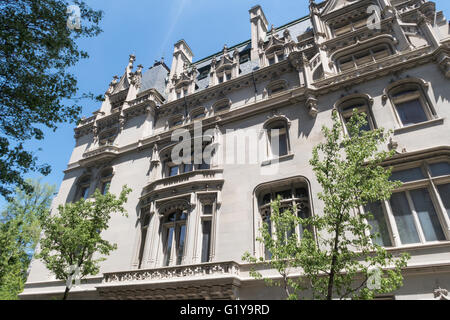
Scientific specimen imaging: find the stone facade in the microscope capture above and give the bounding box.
[21,0,450,300]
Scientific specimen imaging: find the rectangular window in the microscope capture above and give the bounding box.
[390,168,425,183]
[410,188,445,242]
[437,184,450,219]
[390,192,421,244]
[176,225,186,265]
[201,221,212,263]
[268,57,276,65]
[429,162,450,177]
[226,73,232,81]
[164,227,174,267]
[203,204,213,215]
[169,165,179,177]
[365,202,393,247]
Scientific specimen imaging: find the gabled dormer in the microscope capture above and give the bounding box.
[209,45,240,86]
[258,26,296,67]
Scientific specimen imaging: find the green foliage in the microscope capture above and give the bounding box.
[0,179,55,300]
[37,186,131,299]
[0,0,103,199]
[243,110,410,300]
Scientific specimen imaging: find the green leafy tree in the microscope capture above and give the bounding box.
[37,186,131,300]
[0,0,103,199]
[0,179,55,300]
[244,110,410,300]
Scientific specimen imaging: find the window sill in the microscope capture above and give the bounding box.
[385,240,450,253]
[394,118,444,135]
[261,153,294,166]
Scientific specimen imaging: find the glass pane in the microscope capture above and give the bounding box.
[395,99,428,126]
[201,221,212,263]
[279,133,288,156]
[82,187,90,199]
[183,163,193,173]
[275,189,292,200]
[203,204,213,215]
[295,188,308,199]
[101,181,110,195]
[164,227,174,266]
[429,162,450,177]
[262,193,271,205]
[390,168,425,183]
[437,184,450,219]
[410,189,445,242]
[176,225,186,265]
[390,192,420,244]
[297,206,311,238]
[365,202,392,247]
[169,166,179,177]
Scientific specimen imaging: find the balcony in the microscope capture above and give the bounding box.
[80,144,120,166]
[97,261,241,300]
[143,169,224,198]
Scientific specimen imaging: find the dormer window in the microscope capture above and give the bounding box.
[190,107,206,121]
[198,68,209,80]
[169,115,184,128]
[213,98,231,114]
[331,15,370,37]
[239,54,250,64]
[337,44,392,72]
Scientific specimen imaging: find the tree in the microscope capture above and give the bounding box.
[0,179,55,300]
[37,186,131,300]
[243,110,410,300]
[0,0,103,200]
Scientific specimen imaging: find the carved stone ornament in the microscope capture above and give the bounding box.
[434,287,449,300]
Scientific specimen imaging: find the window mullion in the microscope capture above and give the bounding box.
[383,199,402,246]
[405,190,426,244]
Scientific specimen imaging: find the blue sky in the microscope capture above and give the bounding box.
[2,0,449,208]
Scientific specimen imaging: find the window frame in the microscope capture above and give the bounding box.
[254,177,313,261]
[337,44,392,72]
[162,210,188,267]
[264,117,292,161]
[388,84,435,128]
[362,159,450,248]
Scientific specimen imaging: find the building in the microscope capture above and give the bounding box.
[21,0,450,300]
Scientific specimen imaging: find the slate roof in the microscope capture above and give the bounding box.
[139,62,169,99]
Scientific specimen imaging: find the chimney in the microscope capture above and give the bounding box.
[169,39,194,79]
[249,5,269,62]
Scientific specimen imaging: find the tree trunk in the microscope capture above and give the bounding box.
[63,286,70,300]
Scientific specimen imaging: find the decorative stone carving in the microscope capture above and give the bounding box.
[306,95,318,118]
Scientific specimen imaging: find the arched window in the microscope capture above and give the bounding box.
[387,81,436,127]
[335,94,376,136]
[264,117,291,159]
[256,178,312,260]
[75,175,91,201]
[162,210,188,266]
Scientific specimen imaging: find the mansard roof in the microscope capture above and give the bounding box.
[139,62,169,99]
